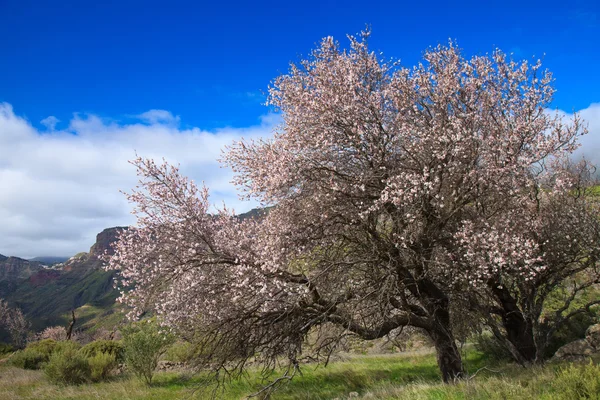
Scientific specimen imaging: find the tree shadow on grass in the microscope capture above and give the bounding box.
[255,360,442,399]
[145,372,197,388]
[262,351,491,399]
[146,351,491,398]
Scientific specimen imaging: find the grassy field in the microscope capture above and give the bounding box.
[1,350,599,399]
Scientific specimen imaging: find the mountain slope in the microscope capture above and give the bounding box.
[1,228,126,332]
[0,256,44,299]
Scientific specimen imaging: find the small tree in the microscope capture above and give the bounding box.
[38,326,67,341]
[456,160,600,364]
[0,299,29,348]
[121,319,174,385]
[108,31,587,383]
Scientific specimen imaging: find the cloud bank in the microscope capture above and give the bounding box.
[0,102,598,259]
[0,103,277,258]
[570,103,600,165]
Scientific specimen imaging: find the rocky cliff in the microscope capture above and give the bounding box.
[0,256,43,281]
[89,227,127,258]
[0,256,44,298]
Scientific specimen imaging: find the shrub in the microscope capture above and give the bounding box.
[164,341,196,363]
[9,339,63,369]
[121,320,175,385]
[25,338,57,359]
[80,340,124,362]
[44,345,91,385]
[553,362,600,398]
[88,352,117,382]
[0,342,14,355]
[9,348,47,369]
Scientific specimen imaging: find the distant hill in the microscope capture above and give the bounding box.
[238,206,272,220]
[29,256,69,265]
[0,227,127,335]
[0,256,44,300]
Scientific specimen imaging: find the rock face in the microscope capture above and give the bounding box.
[28,269,61,286]
[0,256,43,280]
[89,227,127,258]
[585,324,600,350]
[0,256,44,298]
[553,339,596,362]
[553,323,600,361]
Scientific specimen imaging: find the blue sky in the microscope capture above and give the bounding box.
[0,0,599,257]
[1,0,598,128]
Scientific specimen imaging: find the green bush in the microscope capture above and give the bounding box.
[473,332,512,361]
[44,345,91,385]
[53,340,81,354]
[9,348,47,369]
[25,339,57,359]
[8,339,66,369]
[88,352,117,382]
[163,341,196,363]
[80,340,124,362]
[122,320,175,385]
[0,342,14,355]
[553,362,600,399]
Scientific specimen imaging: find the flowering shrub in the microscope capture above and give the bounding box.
[38,326,67,341]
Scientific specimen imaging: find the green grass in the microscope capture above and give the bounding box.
[588,185,600,196]
[71,303,125,334]
[0,350,599,399]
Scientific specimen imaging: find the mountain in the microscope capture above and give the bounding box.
[0,256,43,281]
[0,256,44,299]
[0,227,127,333]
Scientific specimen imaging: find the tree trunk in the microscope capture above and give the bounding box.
[66,310,76,340]
[491,284,537,363]
[429,323,465,382]
[502,311,536,363]
[415,275,465,382]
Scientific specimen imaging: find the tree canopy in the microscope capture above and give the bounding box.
[107,32,595,384]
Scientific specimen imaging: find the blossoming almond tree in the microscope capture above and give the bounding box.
[108,31,588,383]
[456,160,600,364]
[0,299,29,348]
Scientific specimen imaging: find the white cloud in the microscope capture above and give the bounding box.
[135,109,180,125]
[0,103,277,258]
[574,103,600,166]
[546,103,600,167]
[40,115,60,131]
[0,101,598,259]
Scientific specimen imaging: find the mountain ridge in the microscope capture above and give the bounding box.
[0,227,126,334]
